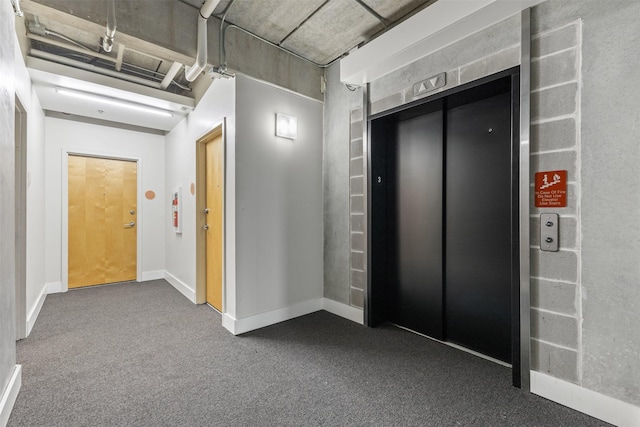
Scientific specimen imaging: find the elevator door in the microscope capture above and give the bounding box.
[445,91,512,362]
[393,108,444,339]
[369,73,517,366]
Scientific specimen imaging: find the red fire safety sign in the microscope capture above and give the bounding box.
[535,170,567,208]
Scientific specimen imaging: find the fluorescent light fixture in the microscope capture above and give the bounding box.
[55,87,174,117]
[276,113,297,139]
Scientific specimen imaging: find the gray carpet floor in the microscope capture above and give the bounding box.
[9,280,609,426]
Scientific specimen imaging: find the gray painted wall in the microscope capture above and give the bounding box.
[0,0,17,395]
[323,0,640,407]
[235,75,324,318]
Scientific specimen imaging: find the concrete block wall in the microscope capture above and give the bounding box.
[531,0,640,405]
[529,21,581,384]
[323,64,363,305]
[348,107,365,308]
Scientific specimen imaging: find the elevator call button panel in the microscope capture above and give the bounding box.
[540,213,559,252]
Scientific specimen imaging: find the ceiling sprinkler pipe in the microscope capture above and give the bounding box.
[185,0,221,82]
[11,0,24,17]
[199,0,219,19]
[101,0,117,52]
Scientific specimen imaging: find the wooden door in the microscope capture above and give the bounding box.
[68,155,137,288]
[205,134,223,310]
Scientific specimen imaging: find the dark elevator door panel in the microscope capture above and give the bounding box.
[394,110,444,339]
[445,92,512,362]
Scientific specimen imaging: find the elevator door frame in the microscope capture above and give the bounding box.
[367,67,521,387]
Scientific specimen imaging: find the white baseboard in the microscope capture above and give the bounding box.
[46,282,62,294]
[221,313,237,335]
[322,298,364,324]
[531,371,640,427]
[0,365,22,427]
[222,298,323,335]
[26,285,48,336]
[141,270,165,281]
[164,271,196,303]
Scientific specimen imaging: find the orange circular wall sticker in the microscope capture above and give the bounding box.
[145,190,156,200]
[190,183,195,195]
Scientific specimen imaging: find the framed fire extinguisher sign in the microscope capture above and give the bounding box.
[172,186,182,233]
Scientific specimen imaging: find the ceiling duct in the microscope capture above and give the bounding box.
[184,0,221,82]
[101,0,117,53]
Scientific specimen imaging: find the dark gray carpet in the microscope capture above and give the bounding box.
[9,280,608,426]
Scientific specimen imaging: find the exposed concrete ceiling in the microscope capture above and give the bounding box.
[17,0,436,94]
[192,0,437,65]
[12,0,438,132]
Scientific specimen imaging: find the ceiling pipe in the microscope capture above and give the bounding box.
[11,0,24,17]
[27,33,115,62]
[185,0,221,82]
[101,0,117,53]
[207,0,235,78]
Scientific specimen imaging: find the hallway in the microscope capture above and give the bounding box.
[9,281,606,426]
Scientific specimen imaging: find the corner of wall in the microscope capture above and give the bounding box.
[223,299,324,336]
[0,365,21,427]
[163,271,196,303]
[322,298,364,325]
[141,270,165,282]
[26,285,48,336]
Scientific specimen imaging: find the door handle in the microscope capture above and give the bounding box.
[203,224,209,230]
[124,221,135,228]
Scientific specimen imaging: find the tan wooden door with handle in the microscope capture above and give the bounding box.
[68,155,137,288]
[205,134,223,311]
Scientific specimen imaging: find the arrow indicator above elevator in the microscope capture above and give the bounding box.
[413,72,447,97]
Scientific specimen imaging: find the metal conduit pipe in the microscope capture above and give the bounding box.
[185,0,221,82]
[101,0,117,53]
[11,0,24,17]
[216,0,235,73]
